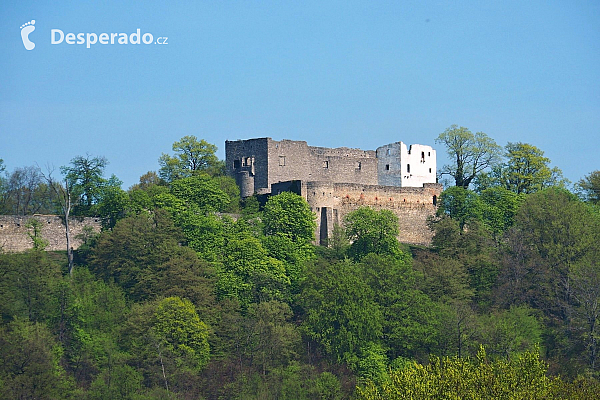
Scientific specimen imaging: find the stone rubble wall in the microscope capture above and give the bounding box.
[0,215,102,253]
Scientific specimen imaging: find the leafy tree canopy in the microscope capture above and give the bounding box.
[344,207,402,260]
[436,125,502,189]
[263,191,316,244]
[577,170,600,205]
[158,136,222,182]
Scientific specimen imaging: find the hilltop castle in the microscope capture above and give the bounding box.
[226,138,443,245]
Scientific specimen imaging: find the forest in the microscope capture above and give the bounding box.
[1,127,599,399]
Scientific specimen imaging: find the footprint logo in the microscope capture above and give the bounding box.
[20,20,36,50]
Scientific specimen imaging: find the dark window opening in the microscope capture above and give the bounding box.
[385,164,390,170]
[356,161,361,170]
[429,168,432,173]
[234,160,241,169]
[421,151,425,161]
[407,164,410,173]
[433,195,437,206]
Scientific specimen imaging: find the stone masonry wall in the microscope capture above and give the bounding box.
[226,138,381,196]
[267,139,379,191]
[0,215,102,253]
[274,181,442,245]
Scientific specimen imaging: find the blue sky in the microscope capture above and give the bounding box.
[2,1,599,188]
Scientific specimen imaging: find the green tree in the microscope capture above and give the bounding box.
[26,218,49,250]
[0,165,56,215]
[497,188,600,374]
[344,207,401,260]
[153,297,210,372]
[570,257,600,371]
[0,250,63,323]
[61,154,109,216]
[503,142,566,194]
[90,210,216,305]
[315,371,342,400]
[93,184,130,229]
[436,125,502,189]
[300,258,383,364]
[479,186,524,235]
[246,301,301,376]
[577,170,600,205]
[437,186,484,229]
[413,250,473,303]
[217,233,290,307]
[170,174,230,213]
[478,306,542,359]
[357,347,561,400]
[0,318,73,399]
[158,136,221,181]
[263,192,316,244]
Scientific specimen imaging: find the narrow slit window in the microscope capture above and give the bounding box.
[323,161,329,168]
[279,156,286,166]
[407,164,411,173]
[385,164,390,171]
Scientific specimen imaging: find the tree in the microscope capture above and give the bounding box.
[153,297,210,372]
[577,170,600,205]
[300,258,383,364]
[436,125,502,189]
[0,318,73,399]
[479,186,524,235]
[169,174,230,213]
[357,347,568,400]
[478,306,542,359]
[503,142,566,194]
[263,192,316,244]
[0,165,54,215]
[436,186,484,230]
[344,207,401,260]
[158,136,221,181]
[217,233,290,307]
[40,166,76,274]
[93,184,130,229]
[61,154,109,216]
[570,257,600,371]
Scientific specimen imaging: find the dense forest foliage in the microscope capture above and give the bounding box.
[1,130,599,399]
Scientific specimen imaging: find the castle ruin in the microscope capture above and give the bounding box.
[0,215,102,253]
[226,138,442,245]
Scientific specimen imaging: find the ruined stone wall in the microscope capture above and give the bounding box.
[267,140,379,191]
[0,215,102,253]
[226,138,379,196]
[376,142,436,187]
[226,138,270,197]
[303,182,442,245]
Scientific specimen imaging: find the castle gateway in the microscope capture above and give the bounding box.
[225,138,442,245]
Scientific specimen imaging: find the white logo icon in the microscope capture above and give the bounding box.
[20,20,36,50]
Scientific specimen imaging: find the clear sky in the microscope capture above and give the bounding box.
[2,1,599,189]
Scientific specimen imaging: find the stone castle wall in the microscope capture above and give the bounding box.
[273,181,442,245]
[226,138,381,197]
[0,215,102,253]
